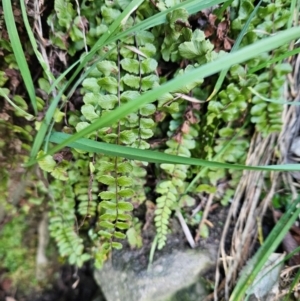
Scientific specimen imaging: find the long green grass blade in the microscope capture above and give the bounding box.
[230,198,300,300]
[287,0,298,29]
[48,132,300,171]
[3,0,37,115]
[32,26,300,164]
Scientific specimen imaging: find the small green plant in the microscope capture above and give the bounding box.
[0,215,38,290]
[126,218,143,249]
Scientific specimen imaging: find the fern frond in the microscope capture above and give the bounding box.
[49,180,90,266]
[155,180,177,249]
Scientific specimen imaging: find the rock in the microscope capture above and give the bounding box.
[244,253,284,301]
[287,136,300,179]
[94,245,217,301]
[290,136,300,157]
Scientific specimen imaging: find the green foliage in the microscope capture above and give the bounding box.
[155,102,199,249]
[0,216,29,272]
[57,1,162,263]
[126,218,143,249]
[250,57,292,135]
[41,0,297,264]
[0,215,38,291]
[228,0,293,136]
[2,0,298,272]
[37,151,69,181]
[49,178,91,267]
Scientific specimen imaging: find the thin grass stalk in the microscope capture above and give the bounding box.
[3,0,37,114]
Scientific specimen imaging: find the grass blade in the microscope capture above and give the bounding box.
[29,86,66,160]
[3,0,37,115]
[230,198,300,300]
[45,132,300,172]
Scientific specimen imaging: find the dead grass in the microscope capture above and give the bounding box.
[209,53,300,300]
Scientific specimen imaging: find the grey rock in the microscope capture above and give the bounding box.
[245,253,284,301]
[94,246,216,301]
[290,136,300,157]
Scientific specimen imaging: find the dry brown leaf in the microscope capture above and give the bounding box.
[224,37,232,51]
[204,25,215,38]
[217,21,229,41]
[208,14,217,26]
[181,121,190,134]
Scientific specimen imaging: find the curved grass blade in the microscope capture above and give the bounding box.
[29,85,67,160]
[3,0,37,115]
[49,60,80,94]
[27,26,300,165]
[249,87,300,105]
[287,0,298,29]
[47,132,300,171]
[230,198,300,300]
[0,88,35,121]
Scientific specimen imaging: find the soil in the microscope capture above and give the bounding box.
[0,264,105,301]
